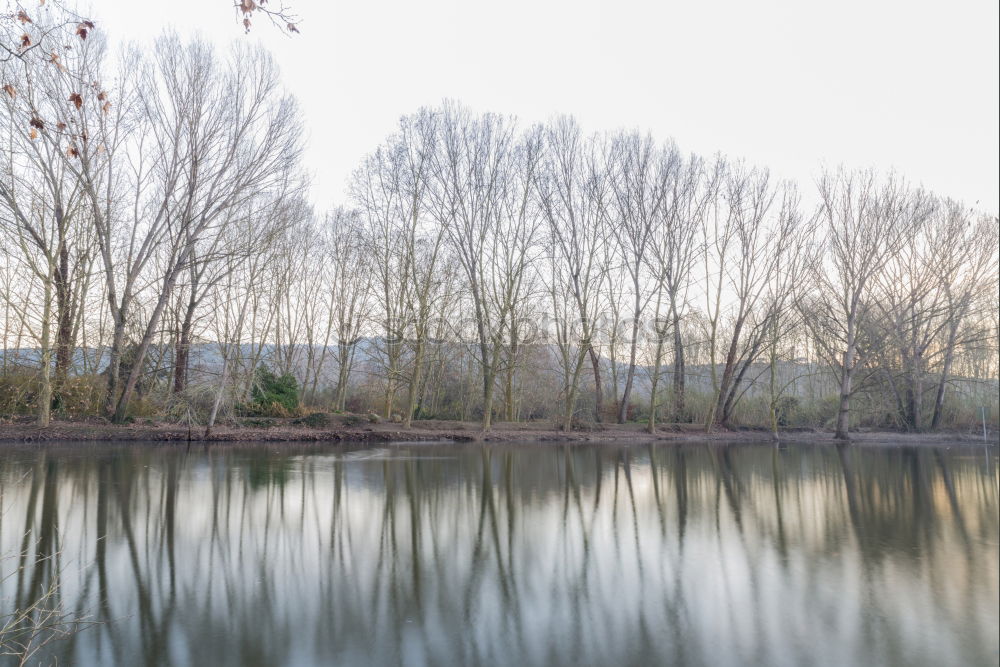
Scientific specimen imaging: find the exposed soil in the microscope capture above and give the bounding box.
[0,415,993,446]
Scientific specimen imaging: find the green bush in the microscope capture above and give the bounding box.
[247,366,299,416]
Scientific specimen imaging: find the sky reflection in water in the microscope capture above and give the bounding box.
[0,441,997,667]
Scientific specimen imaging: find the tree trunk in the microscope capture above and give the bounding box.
[104,313,127,419]
[930,322,958,430]
[834,345,854,440]
[588,345,603,423]
[204,352,230,439]
[403,335,426,428]
[768,343,779,442]
[617,314,641,424]
[334,342,353,412]
[671,307,685,422]
[909,352,924,432]
[384,381,397,420]
[37,274,53,427]
[709,318,745,430]
[482,369,495,432]
[113,266,185,423]
[503,364,516,422]
[647,320,668,434]
[562,384,576,432]
[173,295,196,394]
[647,369,660,434]
[53,242,74,406]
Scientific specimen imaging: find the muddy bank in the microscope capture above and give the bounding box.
[0,417,993,446]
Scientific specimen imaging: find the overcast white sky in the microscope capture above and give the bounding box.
[97,0,999,213]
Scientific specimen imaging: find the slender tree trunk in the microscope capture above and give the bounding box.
[503,364,516,422]
[403,335,426,428]
[671,306,685,422]
[104,312,127,419]
[588,345,603,423]
[704,308,721,432]
[204,352,230,439]
[334,342,353,412]
[647,341,665,434]
[113,266,185,423]
[834,320,856,440]
[37,273,53,427]
[768,336,779,442]
[562,378,577,432]
[720,346,759,428]
[617,310,641,424]
[707,316,745,431]
[173,293,197,394]
[383,338,400,418]
[384,382,397,419]
[53,243,73,406]
[504,331,519,422]
[909,351,924,432]
[930,322,959,430]
[482,369,495,432]
[609,333,620,421]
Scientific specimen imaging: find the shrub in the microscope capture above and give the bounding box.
[775,396,799,426]
[54,375,106,415]
[341,414,363,426]
[247,366,299,416]
[0,372,39,415]
[295,412,332,428]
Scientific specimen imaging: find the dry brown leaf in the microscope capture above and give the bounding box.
[68,92,83,109]
[17,10,32,23]
[29,128,38,140]
[287,23,299,33]
[101,101,112,114]
[20,34,31,49]
[48,51,67,71]
[29,117,44,130]
[2,84,15,99]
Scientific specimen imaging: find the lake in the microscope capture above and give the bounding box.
[0,441,997,666]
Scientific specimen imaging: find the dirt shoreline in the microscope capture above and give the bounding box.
[0,418,994,447]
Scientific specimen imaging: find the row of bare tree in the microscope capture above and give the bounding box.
[1,29,997,437]
[1,24,304,427]
[340,105,996,437]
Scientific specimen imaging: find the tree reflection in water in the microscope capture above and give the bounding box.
[0,442,996,667]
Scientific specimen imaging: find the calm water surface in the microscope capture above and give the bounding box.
[0,441,997,666]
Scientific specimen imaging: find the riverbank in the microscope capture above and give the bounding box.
[0,416,993,446]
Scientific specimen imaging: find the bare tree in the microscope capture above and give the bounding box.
[642,153,705,432]
[603,131,673,423]
[352,109,445,424]
[701,164,804,430]
[0,19,103,424]
[872,199,999,431]
[427,104,543,431]
[67,36,302,422]
[809,169,932,439]
[535,116,609,430]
